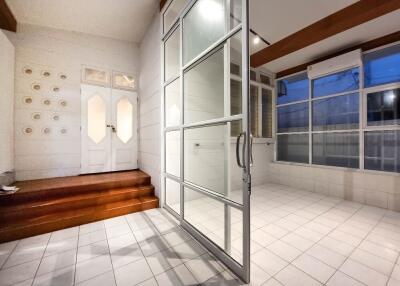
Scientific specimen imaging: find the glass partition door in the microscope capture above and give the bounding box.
[161,0,251,282]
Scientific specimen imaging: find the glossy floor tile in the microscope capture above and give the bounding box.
[0,183,399,286]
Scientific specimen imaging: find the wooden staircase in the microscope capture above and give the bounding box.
[0,170,158,243]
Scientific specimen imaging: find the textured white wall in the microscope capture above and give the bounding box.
[0,30,15,178]
[264,145,400,211]
[139,15,162,197]
[5,24,139,181]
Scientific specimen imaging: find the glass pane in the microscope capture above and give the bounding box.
[312,93,359,131]
[184,48,224,124]
[313,132,359,168]
[312,68,359,98]
[262,88,273,138]
[367,88,400,126]
[184,123,242,204]
[365,130,400,173]
[87,95,106,144]
[184,125,226,194]
[183,0,241,64]
[164,0,187,33]
[183,187,243,265]
[166,178,180,214]
[84,68,109,85]
[277,72,309,105]
[116,98,133,143]
[165,27,180,81]
[250,85,259,137]
[165,78,181,127]
[166,131,180,177]
[230,79,241,116]
[277,134,309,163]
[277,102,309,133]
[113,73,135,90]
[364,44,400,88]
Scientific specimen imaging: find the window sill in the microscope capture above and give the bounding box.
[271,160,400,177]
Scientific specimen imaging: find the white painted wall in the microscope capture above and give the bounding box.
[139,15,162,197]
[4,24,139,181]
[0,29,15,182]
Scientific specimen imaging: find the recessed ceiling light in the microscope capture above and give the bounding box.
[253,36,261,45]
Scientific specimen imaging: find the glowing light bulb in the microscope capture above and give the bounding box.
[253,36,261,45]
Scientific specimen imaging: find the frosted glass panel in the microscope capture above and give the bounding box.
[166,131,180,177]
[164,0,187,33]
[165,79,181,127]
[88,95,106,144]
[116,98,133,143]
[183,0,241,64]
[184,48,224,124]
[166,178,180,214]
[165,27,180,81]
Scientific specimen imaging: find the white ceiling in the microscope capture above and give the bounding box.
[5,0,158,43]
[250,0,400,73]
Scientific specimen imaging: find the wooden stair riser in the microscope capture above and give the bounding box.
[0,177,151,205]
[0,187,155,223]
[0,200,159,243]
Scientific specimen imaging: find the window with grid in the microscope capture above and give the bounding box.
[275,43,400,173]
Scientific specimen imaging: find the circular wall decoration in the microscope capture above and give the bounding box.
[52,114,60,121]
[23,67,33,75]
[42,98,51,106]
[32,83,41,91]
[32,113,41,120]
[42,127,51,135]
[42,71,51,78]
[60,128,67,135]
[59,73,67,80]
[23,96,33,104]
[52,86,60,93]
[59,100,67,107]
[22,126,33,135]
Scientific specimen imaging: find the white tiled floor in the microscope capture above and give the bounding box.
[1,183,400,286]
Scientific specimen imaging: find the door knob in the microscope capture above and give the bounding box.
[106,124,117,133]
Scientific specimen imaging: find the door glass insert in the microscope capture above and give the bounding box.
[165,27,181,81]
[166,131,181,177]
[166,178,181,214]
[184,187,244,264]
[165,79,181,127]
[183,0,242,64]
[116,98,133,143]
[88,95,106,144]
[184,48,224,124]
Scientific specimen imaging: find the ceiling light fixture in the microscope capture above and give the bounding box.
[253,36,261,45]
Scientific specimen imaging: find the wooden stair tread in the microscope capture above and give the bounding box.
[13,170,150,194]
[0,170,159,243]
[0,196,159,230]
[0,186,154,212]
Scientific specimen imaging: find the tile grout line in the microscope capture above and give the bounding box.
[30,232,52,286]
[127,212,161,286]
[323,208,387,286]
[385,251,400,286]
[72,226,81,286]
[103,218,124,286]
[0,239,20,270]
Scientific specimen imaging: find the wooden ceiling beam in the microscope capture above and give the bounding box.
[276,30,400,79]
[0,0,16,32]
[160,0,168,11]
[250,0,400,68]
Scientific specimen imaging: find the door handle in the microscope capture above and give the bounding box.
[250,134,254,167]
[106,124,117,133]
[236,132,246,168]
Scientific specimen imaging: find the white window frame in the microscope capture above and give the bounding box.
[274,43,400,175]
[230,73,275,143]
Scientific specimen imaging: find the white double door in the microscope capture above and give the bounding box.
[81,84,138,174]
